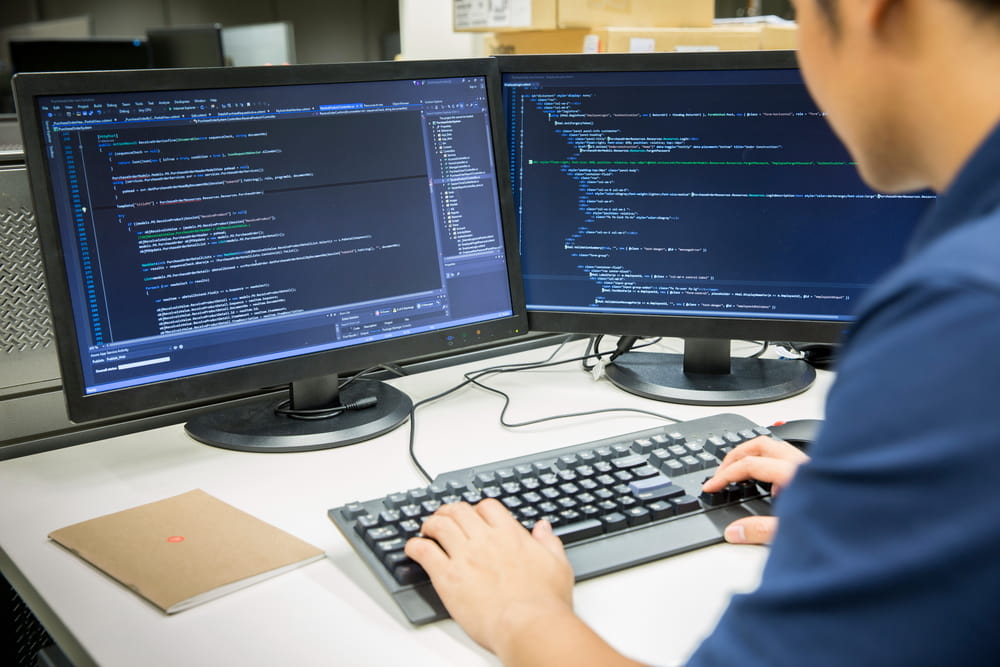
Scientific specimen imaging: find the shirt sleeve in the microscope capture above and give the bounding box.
[686,276,1000,666]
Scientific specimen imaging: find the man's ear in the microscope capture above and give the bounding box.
[861,0,907,41]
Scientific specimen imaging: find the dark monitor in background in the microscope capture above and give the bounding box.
[9,37,151,73]
[500,51,935,406]
[147,24,225,68]
[13,58,526,452]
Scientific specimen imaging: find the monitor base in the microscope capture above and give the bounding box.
[606,349,815,406]
[185,380,411,453]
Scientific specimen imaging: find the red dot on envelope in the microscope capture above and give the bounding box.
[167,536,185,543]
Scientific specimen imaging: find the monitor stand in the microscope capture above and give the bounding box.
[185,375,412,453]
[605,338,815,406]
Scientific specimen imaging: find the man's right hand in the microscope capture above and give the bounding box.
[701,436,810,545]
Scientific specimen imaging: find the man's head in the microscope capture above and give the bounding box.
[792,0,1000,194]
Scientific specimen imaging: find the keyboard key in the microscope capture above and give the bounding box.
[612,454,646,470]
[365,525,399,547]
[393,562,427,585]
[648,500,675,520]
[628,475,684,501]
[355,514,379,532]
[514,464,535,478]
[699,489,729,507]
[407,488,430,503]
[600,512,628,532]
[632,437,655,454]
[624,506,652,526]
[553,519,603,544]
[374,537,408,560]
[340,502,366,520]
[557,454,579,469]
[672,494,701,514]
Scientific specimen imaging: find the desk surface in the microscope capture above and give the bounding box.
[0,338,830,667]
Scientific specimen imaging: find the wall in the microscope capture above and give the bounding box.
[398,0,482,60]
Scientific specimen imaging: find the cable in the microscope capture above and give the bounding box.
[465,372,681,429]
[407,335,679,482]
[274,395,378,420]
[582,334,663,372]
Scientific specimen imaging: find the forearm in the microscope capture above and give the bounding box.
[494,602,646,667]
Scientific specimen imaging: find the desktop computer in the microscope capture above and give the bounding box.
[332,52,936,625]
[13,58,527,452]
[499,51,935,405]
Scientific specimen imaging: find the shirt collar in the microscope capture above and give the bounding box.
[907,119,1000,255]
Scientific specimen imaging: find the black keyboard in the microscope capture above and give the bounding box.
[328,412,773,625]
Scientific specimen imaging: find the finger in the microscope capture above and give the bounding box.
[404,535,451,576]
[702,455,798,492]
[434,501,490,540]
[474,497,520,527]
[418,512,471,553]
[531,519,569,560]
[723,516,778,545]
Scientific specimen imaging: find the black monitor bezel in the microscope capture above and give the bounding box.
[14,58,528,423]
[497,50,850,346]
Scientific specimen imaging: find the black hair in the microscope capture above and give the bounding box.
[815,0,1000,28]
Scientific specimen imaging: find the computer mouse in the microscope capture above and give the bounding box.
[768,419,823,450]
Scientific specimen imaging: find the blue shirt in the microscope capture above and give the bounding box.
[688,121,1000,666]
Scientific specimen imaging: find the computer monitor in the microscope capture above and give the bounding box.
[499,51,935,405]
[147,25,225,69]
[9,38,151,73]
[14,58,526,451]
[221,22,295,67]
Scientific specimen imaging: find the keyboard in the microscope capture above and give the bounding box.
[328,412,773,625]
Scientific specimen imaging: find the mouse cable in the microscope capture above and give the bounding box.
[407,335,680,483]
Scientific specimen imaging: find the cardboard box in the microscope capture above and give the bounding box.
[558,0,713,29]
[761,23,798,50]
[485,29,591,55]
[455,0,558,32]
[455,0,713,32]
[592,26,763,53]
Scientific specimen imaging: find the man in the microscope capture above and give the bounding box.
[405,1,1000,664]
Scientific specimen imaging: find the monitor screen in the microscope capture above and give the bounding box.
[500,52,935,405]
[10,38,152,73]
[15,59,526,451]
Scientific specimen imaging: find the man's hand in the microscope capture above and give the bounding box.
[404,499,573,653]
[405,499,643,667]
[702,436,810,545]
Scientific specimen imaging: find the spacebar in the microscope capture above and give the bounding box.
[565,505,753,580]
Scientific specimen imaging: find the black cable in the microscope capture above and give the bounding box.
[274,395,378,420]
[609,335,639,361]
[465,372,681,429]
[407,336,679,482]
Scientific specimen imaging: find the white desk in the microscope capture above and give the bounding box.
[0,338,831,667]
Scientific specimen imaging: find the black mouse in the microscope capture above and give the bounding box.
[768,419,823,450]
